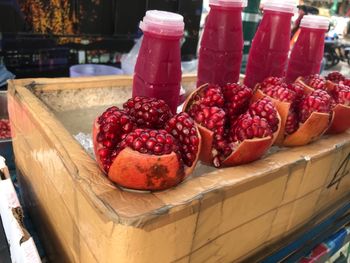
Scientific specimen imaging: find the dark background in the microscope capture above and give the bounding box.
[0,0,203,78]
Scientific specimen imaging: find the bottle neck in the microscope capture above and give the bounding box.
[143,30,182,40]
[263,9,294,18]
[300,26,327,33]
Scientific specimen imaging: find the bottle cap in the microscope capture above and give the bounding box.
[263,0,297,14]
[140,10,184,37]
[300,15,330,30]
[209,0,247,8]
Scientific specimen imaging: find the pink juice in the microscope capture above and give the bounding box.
[197,0,246,87]
[133,10,184,113]
[286,15,329,83]
[244,0,296,89]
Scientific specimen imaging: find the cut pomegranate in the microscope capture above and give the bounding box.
[255,76,331,146]
[341,79,350,87]
[0,119,11,139]
[184,83,279,167]
[93,97,201,191]
[299,89,333,123]
[326,72,345,83]
[304,74,326,90]
[230,113,272,142]
[323,80,350,134]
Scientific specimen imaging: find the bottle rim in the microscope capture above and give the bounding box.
[300,15,330,30]
[139,10,184,37]
[262,0,297,14]
[209,0,247,8]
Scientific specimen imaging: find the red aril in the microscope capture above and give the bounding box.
[93,97,201,191]
[184,83,279,167]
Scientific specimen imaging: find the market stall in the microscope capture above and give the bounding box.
[1,0,350,262]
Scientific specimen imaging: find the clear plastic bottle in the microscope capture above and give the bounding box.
[197,0,247,87]
[244,0,297,88]
[286,15,329,83]
[132,10,184,113]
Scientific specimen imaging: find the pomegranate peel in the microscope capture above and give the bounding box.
[283,112,330,146]
[221,137,273,166]
[252,87,290,145]
[196,124,214,165]
[108,148,184,191]
[327,103,350,134]
[295,77,314,94]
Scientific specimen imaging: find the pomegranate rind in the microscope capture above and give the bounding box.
[283,112,330,146]
[196,125,214,165]
[108,147,185,191]
[295,77,314,95]
[327,104,350,134]
[252,87,290,145]
[222,137,273,166]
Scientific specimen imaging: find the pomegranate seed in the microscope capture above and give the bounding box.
[248,97,279,133]
[326,72,345,83]
[299,89,333,123]
[123,96,173,129]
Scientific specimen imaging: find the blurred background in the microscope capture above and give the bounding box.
[0,0,349,80]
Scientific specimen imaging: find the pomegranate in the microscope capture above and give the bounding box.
[326,72,345,83]
[297,72,350,134]
[184,83,280,167]
[93,97,201,191]
[324,81,350,134]
[299,89,333,123]
[0,119,11,139]
[341,79,350,87]
[254,76,331,146]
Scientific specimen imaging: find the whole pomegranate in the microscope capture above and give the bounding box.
[93,97,201,191]
[184,83,279,167]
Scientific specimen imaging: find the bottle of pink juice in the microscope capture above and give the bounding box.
[244,0,296,88]
[286,15,329,83]
[197,0,247,87]
[133,10,184,113]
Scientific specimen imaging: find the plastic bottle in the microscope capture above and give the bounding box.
[197,0,247,87]
[132,10,184,113]
[244,0,297,88]
[286,15,329,83]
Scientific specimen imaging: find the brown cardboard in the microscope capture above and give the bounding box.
[7,76,350,262]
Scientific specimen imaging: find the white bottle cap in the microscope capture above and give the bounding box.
[263,0,297,14]
[140,10,184,37]
[210,0,247,8]
[300,15,330,30]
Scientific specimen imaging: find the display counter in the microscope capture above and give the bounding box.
[7,75,350,262]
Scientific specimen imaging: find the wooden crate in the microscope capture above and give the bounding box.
[7,75,350,263]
